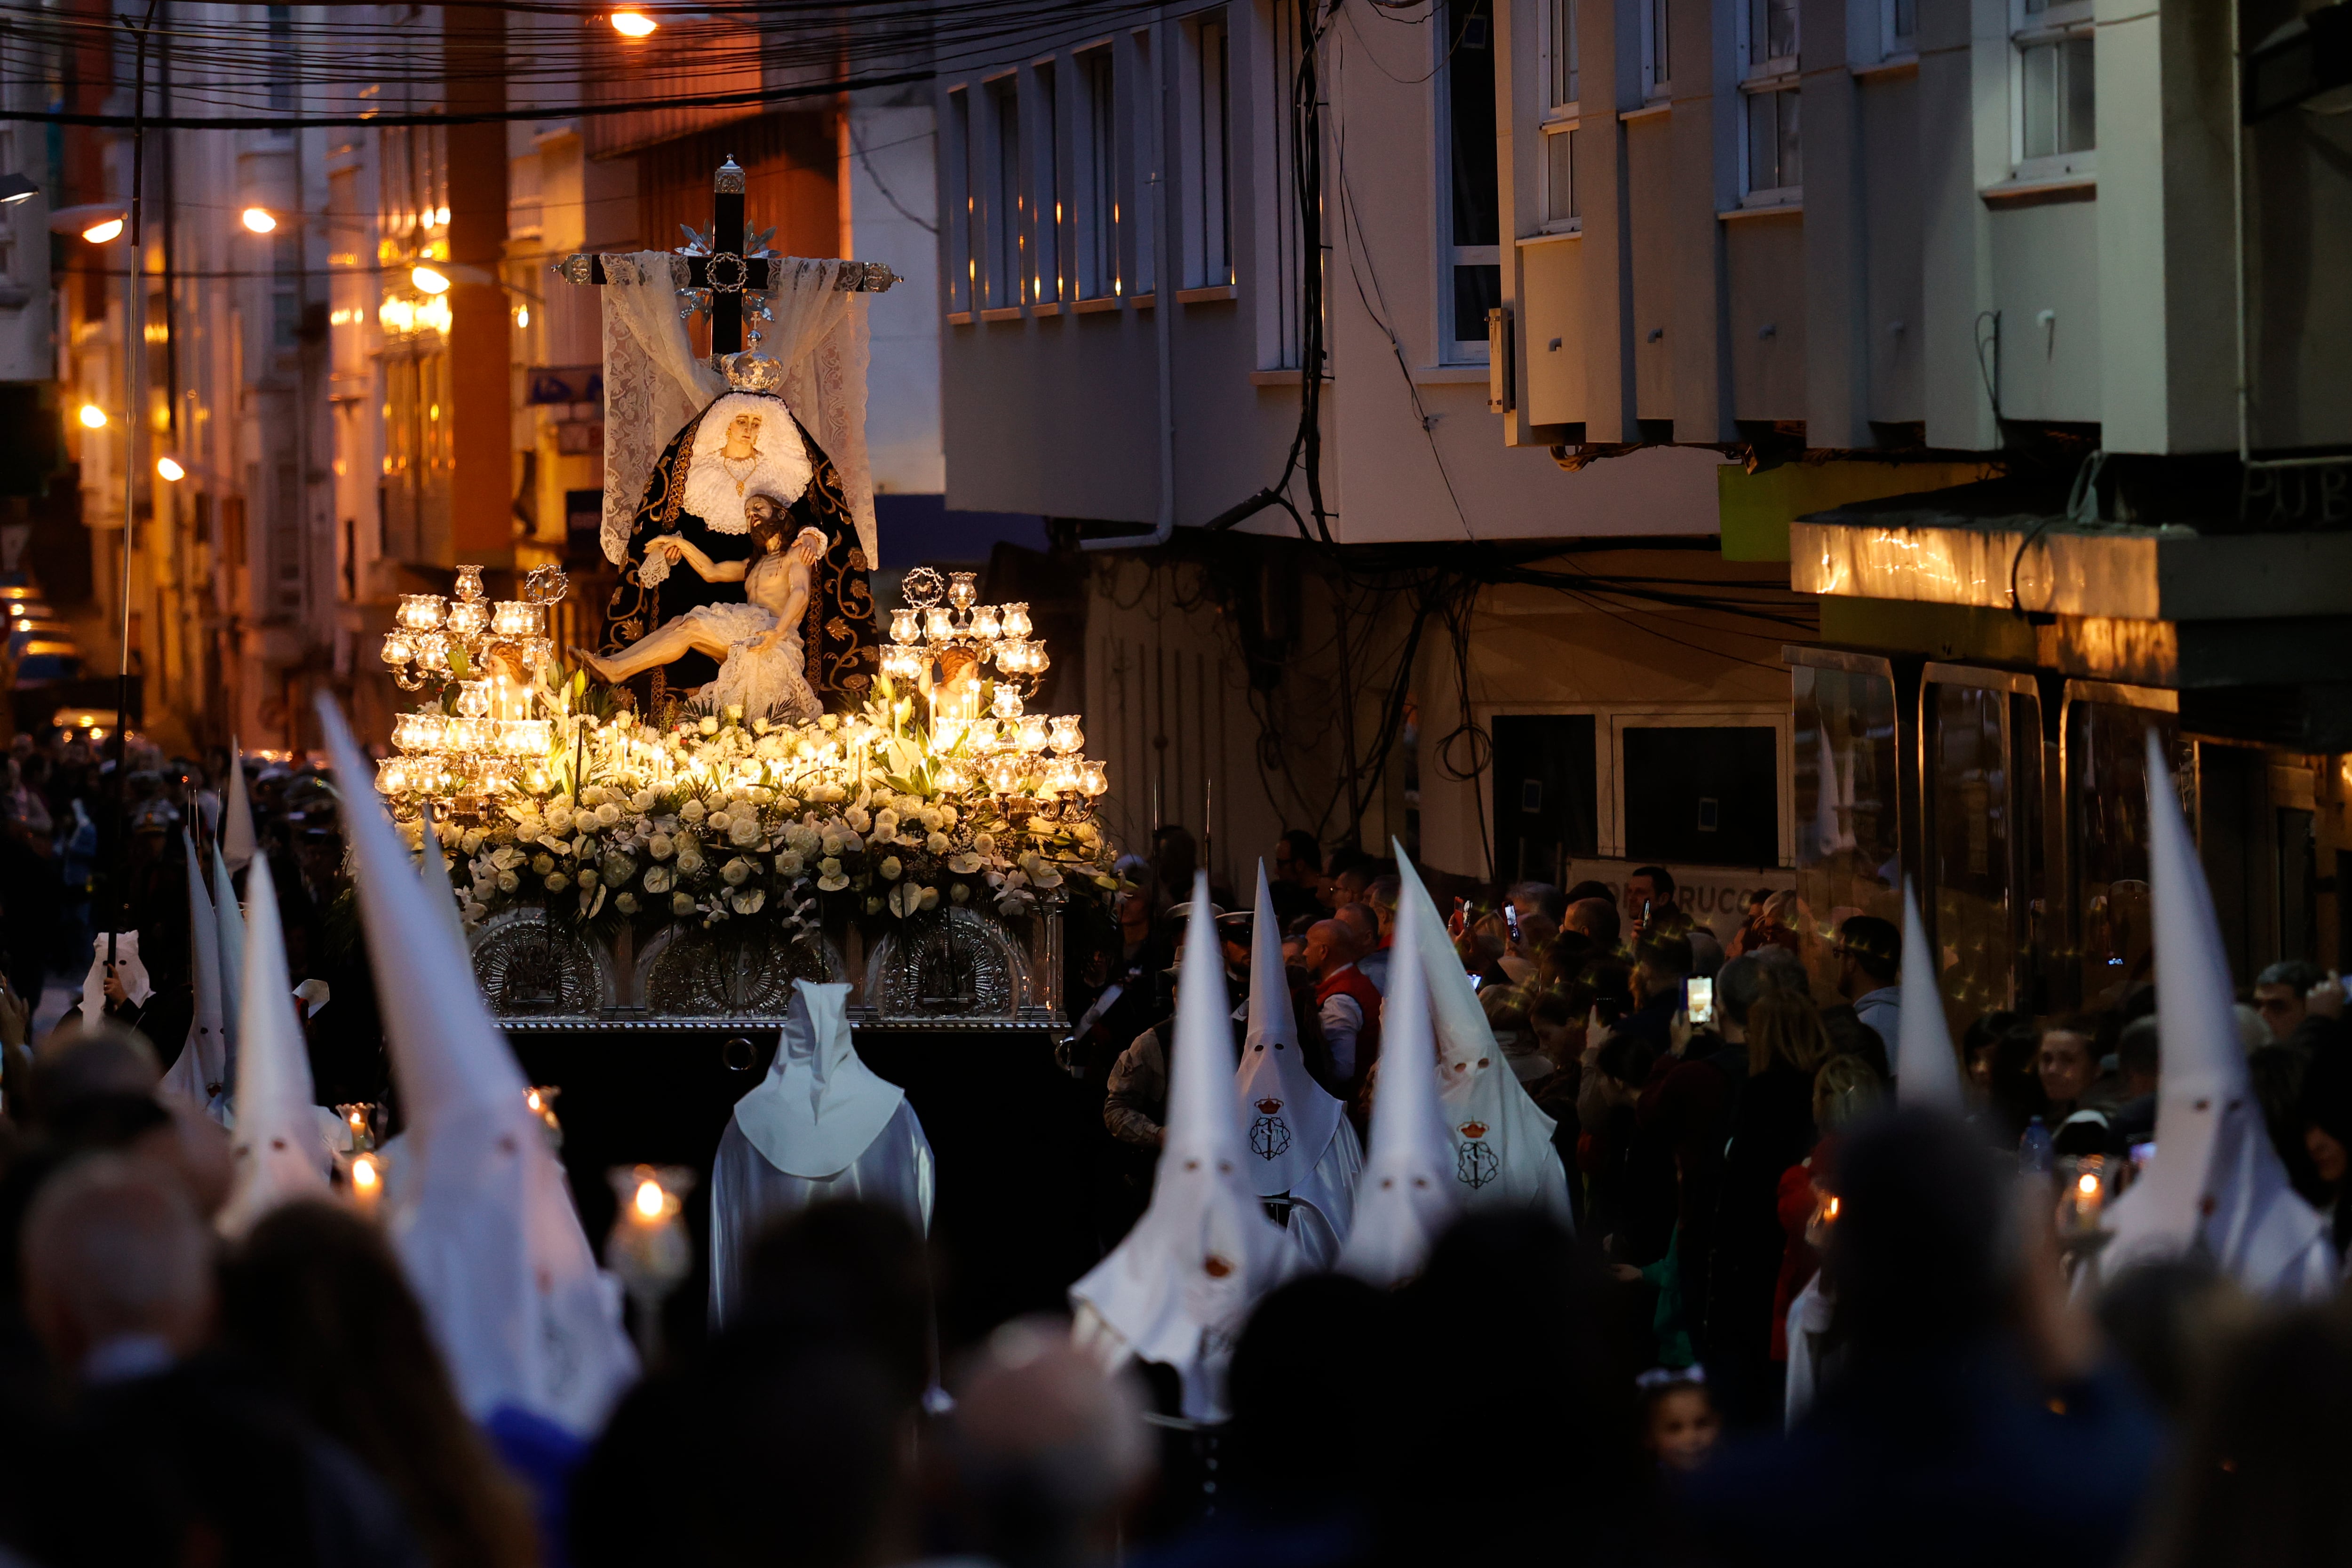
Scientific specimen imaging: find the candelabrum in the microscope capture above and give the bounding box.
[381,563,568,693]
[377,565,568,810]
[879,567,1051,697]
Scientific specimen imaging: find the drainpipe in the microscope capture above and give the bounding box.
[1084,20,1176,552]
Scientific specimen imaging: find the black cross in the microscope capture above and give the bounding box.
[553,157,898,363]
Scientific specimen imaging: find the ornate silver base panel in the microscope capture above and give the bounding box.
[469,898,1067,1026]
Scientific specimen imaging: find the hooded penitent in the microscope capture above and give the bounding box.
[222,740,257,874]
[1395,852,1575,1226]
[1338,860,1462,1288]
[708,979,935,1324]
[77,931,151,1019]
[1070,872,1302,1422]
[317,693,637,1434]
[216,855,333,1237]
[210,841,247,1076]
[159,831,231,1123]
[2097,730,2336,1298]
[1235,860,1361,1269]
[1895,879,1963,1109]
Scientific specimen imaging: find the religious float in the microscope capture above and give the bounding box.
[366,162,1118,1333]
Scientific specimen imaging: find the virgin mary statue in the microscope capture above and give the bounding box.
[596,352,879,715]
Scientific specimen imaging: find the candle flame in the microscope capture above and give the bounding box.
[634,1178,665,1220]
[1823,1196,1840,1220]
[352,1155,381,1192]
[2077,1172,2099,1196]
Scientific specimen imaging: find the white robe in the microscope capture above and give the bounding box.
[707,1101,934,1324]
[1283,1119,1365,1271]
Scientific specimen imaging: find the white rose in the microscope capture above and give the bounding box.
[616,892,638,914]
[643,866,672,893]
[919,885,940,910]
[874,809,899,839]
[775,851,803,876]
[461,828,485,853]
[722,857,752,886]
[545,872,570,892]
[818,856,842,877]
[926,831,950,855]
[531,853,555,876]
[918,807,943,832]
[880,856,903,880]
[672,891,697,915]
[699,715,720,734]
[546,807,573,835]
[676,846,705,874]
[597,802,622,827]
[845,806,872,833]
[648,833,675,861]
[974,832,996,857]
[631,789,657,814]
[729,815,761,847]
[578,869,599,889]
[496,870,520,893]
[707,810,732,833]
[950,882,970,904]
[681,799,707,823]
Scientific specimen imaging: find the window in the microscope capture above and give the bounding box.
[1034,61,1061,304]
[1542,126,1582,228]
[985,75,1022,308]
[1641,0,1670,100]
[1740,0,1799,201]
[2066,695,2179,1008]
[1622,726,1780,868]
[2013,0,2094,174]
[1492,715,1599,884]
[1180,9,1232,288]
[1441,0,1500,360]
[1882,0,1917,57]
[1133,29,1158,297]
[1258,0,1306,366]
[946,88,972,312]
[1074,48,1117,299]
[1549,0,1579,108]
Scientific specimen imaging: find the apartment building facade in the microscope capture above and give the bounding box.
[1486,0,2352,1004]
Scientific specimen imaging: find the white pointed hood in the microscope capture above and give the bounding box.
[732,980,906,1178]
[1235,861,1345,1199]
[318,694,636,1433]
[78,931,151,1019]
[222,741,257,873]
[217,854,332,1237]
[1896,880,1962,1108]
[159,831,232,1122]
[2099,730,2336,1298]
[1394,852,1574,1226]
[1069,872,1300,1421]
[210,844,246,1074]
[1339,855,1462,1287]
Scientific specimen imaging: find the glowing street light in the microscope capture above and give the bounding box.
[610,9,657,37]
[80,216,123,244]
[155,455,185,482]
[76,404,108,430]
[410,264,451,294]
[239,206,278,234]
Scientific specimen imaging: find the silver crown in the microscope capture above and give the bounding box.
[721,351,788,393]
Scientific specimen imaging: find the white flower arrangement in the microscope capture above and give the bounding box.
[390,676,1120,936]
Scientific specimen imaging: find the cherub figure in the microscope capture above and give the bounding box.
[580,493,826,723]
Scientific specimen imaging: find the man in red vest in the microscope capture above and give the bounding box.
[1303,919,1383,1095]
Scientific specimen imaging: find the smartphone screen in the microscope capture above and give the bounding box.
[1685,976,1715,1027]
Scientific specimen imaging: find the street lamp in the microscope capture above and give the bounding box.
[77,404,108,430]
[611,10,657,37]
[239,206,277,234]
[80,216,124,244]
[0,174,38,206]
[155,455,185,482]
[410,264,451,294]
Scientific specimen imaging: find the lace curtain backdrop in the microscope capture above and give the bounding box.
[597,253,877,568]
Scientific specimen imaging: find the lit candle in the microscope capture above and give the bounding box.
[350,1153,383,1216]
